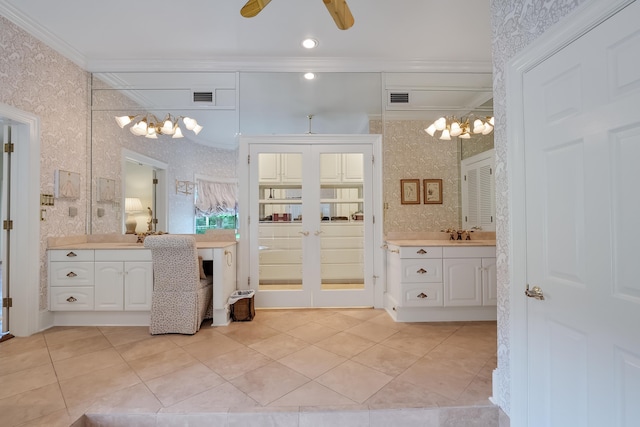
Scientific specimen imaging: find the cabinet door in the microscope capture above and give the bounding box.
[342,153,364,182]
[443,258,482,306]
[320,153,342,182]
[462,149,495,231]
[258,153,280,182]
[124,261,153,311]
[481,257,497,306]
[281,153,302,182]
[94,262,124,310]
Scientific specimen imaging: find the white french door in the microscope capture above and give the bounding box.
[246,138,375,308]
[520,1,640,425]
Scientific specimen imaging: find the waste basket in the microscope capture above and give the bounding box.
[228,290,255,321]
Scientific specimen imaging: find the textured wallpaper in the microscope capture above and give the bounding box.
[380,119,462,234]
[490,0,587,415]
[0,16,90,311]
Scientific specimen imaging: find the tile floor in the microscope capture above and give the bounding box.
[0,309,497,426]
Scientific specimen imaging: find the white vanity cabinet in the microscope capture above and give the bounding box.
[94,250,153,311]
[385,242,496,322]
[49,248,153,312]
[49,250,95,311]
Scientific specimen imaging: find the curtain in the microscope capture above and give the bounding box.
[195,180,237,217]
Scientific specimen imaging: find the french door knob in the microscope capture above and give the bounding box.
[525,284,545,300]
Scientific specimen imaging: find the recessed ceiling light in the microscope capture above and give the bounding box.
[304,72,316,80]
[301,38,318,49]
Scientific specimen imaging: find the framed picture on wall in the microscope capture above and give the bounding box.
[97,177,115,202]
[423,178,443,204]
[400,179,420,204]
[54,169,80,199]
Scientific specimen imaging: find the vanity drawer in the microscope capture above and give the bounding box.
[402,283,443,307]
[50,262,94,287]
[399,246,442,259]
[400,258,442,282]
[50,287,94,311]
[49,249,94,262]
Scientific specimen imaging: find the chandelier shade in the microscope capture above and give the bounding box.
[425,115,494,140]
[115,113,203,139]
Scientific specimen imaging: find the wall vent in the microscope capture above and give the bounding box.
[193,91,214,103]
[389,92,409,103]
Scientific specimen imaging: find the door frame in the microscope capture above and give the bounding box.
[506,0,634,423]
[238,134,384,308]
[0,103,41,337]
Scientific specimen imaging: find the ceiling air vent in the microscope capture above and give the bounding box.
[389,92,409,103]
[193,91,214,103]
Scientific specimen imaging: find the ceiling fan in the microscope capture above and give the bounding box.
[241,0,355,30]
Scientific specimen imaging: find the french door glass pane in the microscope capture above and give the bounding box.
[319,153,364,291]
[257,152,303,291]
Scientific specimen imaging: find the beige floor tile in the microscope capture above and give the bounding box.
[115,335,179,362]
[161,382,259,412]
[100,326,152,347]
[53,348,125,381]
[270,381,357,407]
[257,310,319,332]
[223,323,282,346]
[127,347,199,381]
[0,383,66,427]
[145,362,225,407]
[365,312,408,331]
[286,321,341,343]
[315,360,393,404]
[454,375,494,406]
[17,408,72,427]
[352,343,420,376]
[203,347,273,380]
[83,383,163,414]
[278,345,347,379]
[58,361,141,408]
[344,322,398,343]
[381,331,444,357]
[165,325,220,347]
[0,334,47,357]
[42,327,103,347]
[181,332,245,361]
[47,334,112,362]
[314,312,364,331]
[0,362,58,400]
[365,378,448,409]
[315,331,375,358]
[0,346,51,377]
[396,358,476,401]
[248,332,310,359]
[337,308,387,321]
[229,361,310,406]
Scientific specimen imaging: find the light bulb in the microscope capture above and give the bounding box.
[434,117,447,131]
[482,124,494,135]
[115,115,133,128]
[161,118,175,135]
[172,127,184,138]
[183,117,196,130]
[450,121,462,137]
[440,129,451,140]
[473,119,485,134]
[193,124,203,135]
[426,124,436,136]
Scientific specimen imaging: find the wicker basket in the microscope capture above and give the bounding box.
[230,291,255,321]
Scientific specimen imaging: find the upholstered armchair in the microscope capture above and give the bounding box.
[144,234,213,335]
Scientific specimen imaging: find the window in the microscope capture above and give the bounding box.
[194,179,238,234]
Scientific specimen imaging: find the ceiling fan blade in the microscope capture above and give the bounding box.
[323,0,355,30]
[241,0,272,18]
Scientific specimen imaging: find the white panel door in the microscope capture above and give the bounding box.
[523,2,640,425]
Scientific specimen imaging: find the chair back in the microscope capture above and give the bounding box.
[144,234,199,292]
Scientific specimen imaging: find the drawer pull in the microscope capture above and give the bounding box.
[417,292,428,299]
[66,271,78,278]
[417,268,427,274]
[66,251,77,257]
[416,249,427,254]
[66,296,77,303]
[389,248,400,253]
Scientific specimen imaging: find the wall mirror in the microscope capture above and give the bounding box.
[89,71,492,234]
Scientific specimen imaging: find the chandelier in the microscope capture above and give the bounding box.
[115,113,203,139]
[425,115,494,140]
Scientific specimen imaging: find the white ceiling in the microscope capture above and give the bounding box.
[0,0,494,148]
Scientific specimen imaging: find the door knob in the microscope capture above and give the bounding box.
[525,284,545,300]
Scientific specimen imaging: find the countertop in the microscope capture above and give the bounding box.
[386,239,496,247]
[48,241,237,250]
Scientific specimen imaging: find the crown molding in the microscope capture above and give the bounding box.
[0,2,87,69]
[86,58,493,74]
